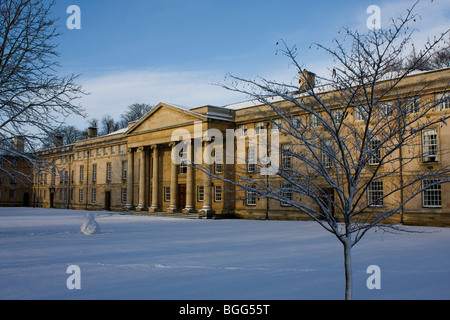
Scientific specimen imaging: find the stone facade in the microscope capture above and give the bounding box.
[2,68,450,226]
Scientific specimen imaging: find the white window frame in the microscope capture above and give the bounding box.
[322,140,333,168]
[247,147,256,173]
[106,162,112,182]
[214,185,222,202]
[92,188,97,203]
[422,180,442,208]
[331,109,343,123]
[310,113,321,127]
[422,129,438,163]
[215,150,223,173]
[367,181,383,207]
[436,91,450,110]
[246,186,257,206]
[368,136,381,166]
[281,144,291,169]
[164,187,170,202]
[197,185,204,202]
[280,183,292,207]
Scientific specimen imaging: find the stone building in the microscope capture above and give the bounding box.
[2,67,450,226]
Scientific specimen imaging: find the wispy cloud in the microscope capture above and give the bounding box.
[76,69,247,123]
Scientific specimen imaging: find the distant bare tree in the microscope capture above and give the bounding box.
[0,0,85,178]
[119,103,153,128]
[198,1,450,299]
[100,114,120,135]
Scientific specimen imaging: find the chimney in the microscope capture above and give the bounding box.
[88,127,98,139]
[299,70,316,90]
[55,135,64,148]
[14,136,25,153]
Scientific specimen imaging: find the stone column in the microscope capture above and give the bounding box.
[199,138,214,218]
[136,146,146,211]
[148,145,159,213]
[183,140,194,214]
[125,148,135,210]
[167,142,179,213]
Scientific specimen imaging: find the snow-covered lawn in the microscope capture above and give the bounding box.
[0,207,449,300]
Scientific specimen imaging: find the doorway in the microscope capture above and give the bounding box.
[178,184,186,210]
[105,191,111,211]
[321,188,335,218]
[23,193,30,207]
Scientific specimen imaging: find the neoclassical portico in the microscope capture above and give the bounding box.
[123,102,234,217]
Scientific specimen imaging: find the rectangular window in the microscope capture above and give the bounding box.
[310,113,321,127]
[322,140,333,168]
[422,180,442,208]
[104,147,108,156]
[354,106,364,122]
[92,188,97,203]
[380,102,394,117]
[106,163,112,181]
[368,181,383,207]
[405,97,421,114]
[280,183,292,206]
[331,109,343,123]
[281,144,291,169]
[246,186,257,206]
[80,165,84,182]
[214,185,222,202]
[293,116,302,128]
[79,189,84,202]
[272,118,282,132]
[436,91,450,110]
[247,147,256,173]
[164,187,170,202]
[92,164,97,182]
[97,148,101,157]
[238,124,247,137]
[368,136,381,165]
[119,144,124,154]
[422,129,438,162]
[215,150,223,173]
[9,189,16,199]
[122,188,127,204]
[111,146,116,155]
[197,185,204,202]
[179,149,187,174]
[122,161,128,180]
[255,121,266,135]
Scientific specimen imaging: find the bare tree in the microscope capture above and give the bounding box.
[197,1,450,299]
[100,114,120,135]
[0,0,85,177]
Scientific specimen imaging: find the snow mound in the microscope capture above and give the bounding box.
[80,213,100,235]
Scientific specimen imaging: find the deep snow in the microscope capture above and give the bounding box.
[0,207,449,300]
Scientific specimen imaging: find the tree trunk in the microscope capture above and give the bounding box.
[343,238,353,300]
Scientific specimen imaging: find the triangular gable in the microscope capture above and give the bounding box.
[125,102,207,136]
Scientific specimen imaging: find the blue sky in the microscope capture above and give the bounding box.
[49,0,450,126]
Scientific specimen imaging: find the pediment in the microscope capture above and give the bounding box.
[125,103,206,136]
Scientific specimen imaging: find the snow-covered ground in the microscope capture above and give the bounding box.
[0,207,449,300]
